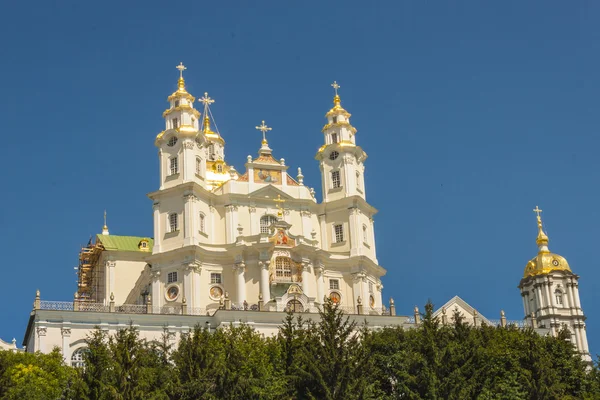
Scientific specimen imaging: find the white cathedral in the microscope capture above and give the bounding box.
[15,64,590,365]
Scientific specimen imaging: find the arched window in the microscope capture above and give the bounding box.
[362,224,368,244]
[260,215,278,234]
[208,143,215,160]
[555,289,564,306]
[287,299,304,313]
[71,347,87,368]
[216,164,223,173]
[275,257,292,281]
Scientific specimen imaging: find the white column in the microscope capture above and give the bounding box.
[370,218,377,261]
[352,272,365,311]
[249,207,257,235]
[544,280,553,310]
[183,264,193,307]
[183,193,196,246]
[36,326,46,353]
[573,283,582,309]
[349,208,361,257]
[209,206,216,244]
[301,211,311,238]
[343,157,351,197]
[61,328,71,362]
[534,285,543,315]
[192,266,201,308]
[152,202,161,253]
[315,265,325,304]
[318,214,327,250]
[151,270,161,309]
[320,162,328,202]
[225,205,238,243]
[182,141,194,182]
[259,261,270,302]
[235,263,246,304]
[566,282,575,309]
[158,149,164,190]
[107,261,116,304]
[580,326,590,354]
[301,262,310,295]
[521,292,529,317]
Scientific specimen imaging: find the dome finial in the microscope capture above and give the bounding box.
[102,210,109,235]
[255,120,272,147]
[331,80,341,106]
[533,205,549,251]
[176,62,187,90]
[199,92,216,134]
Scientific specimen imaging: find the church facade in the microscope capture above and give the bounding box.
[19,65,591,364]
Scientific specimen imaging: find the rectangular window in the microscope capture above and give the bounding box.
[332,116,338,124]
[329,279,339,290]
[169,213,178,232]
[332,170,341,188]
[196,157,202,176]
[331,133,338,143]
[167,271,178,283]
[174,100,180,107]
[334,224,344,243]
[363,224,368,243]
[199,213,206,233]
[356,171,361,190]
[368,281,374,294]
[211,273,222,284]
[170,157,178,175]
[172,117,179,129]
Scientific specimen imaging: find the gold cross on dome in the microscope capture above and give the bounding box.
[273,194,286,217]
[533,206,543,218]
[200,92,215,106]
[331,81,340,96]
[176,62,187,79]
[255,120,272,143]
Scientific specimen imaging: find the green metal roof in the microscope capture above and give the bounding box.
[96,234,154,252]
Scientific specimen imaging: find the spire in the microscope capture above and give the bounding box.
[102,210,109,235]
[332,80,341,107]
[533,206,549,252]
[255,120,273,155]
[176,62,187,91]
[199,92,224,143]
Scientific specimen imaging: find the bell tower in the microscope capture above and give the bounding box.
[316,82,367,203]
[315,82,377,262]
[519,207,590,361]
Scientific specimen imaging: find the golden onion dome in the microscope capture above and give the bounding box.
[523,206,571,278]
[523,252,571,278]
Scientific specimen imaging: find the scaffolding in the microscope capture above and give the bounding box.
[76,237,105,303]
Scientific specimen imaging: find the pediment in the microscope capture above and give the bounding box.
[248,184,293,201]
[433,296,491,325]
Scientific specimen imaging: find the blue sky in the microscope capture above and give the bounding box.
[0,2,598,355]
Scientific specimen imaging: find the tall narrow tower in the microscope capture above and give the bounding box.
[519,207,590,361]
[315,82,378,262]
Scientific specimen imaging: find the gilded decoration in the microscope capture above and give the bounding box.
[523,253,571,278]
[269,228,295,247]
[254,168,281,184]
[269,251,302,284]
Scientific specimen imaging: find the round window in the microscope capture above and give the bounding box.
[167,136,178,147]
[329,151,339,160]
